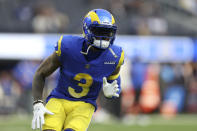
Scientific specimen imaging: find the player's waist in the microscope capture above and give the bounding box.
[54,87,97,101]
[47,89,98,111]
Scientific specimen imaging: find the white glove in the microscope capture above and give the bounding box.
[103,77,120,98]
[32,102,54,130]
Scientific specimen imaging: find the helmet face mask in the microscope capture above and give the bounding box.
[83,9,117,49]
[89,25,117,38]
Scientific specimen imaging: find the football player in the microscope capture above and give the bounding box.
[32,9,124,131]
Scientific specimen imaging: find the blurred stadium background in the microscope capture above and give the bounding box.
[0,0,197,131]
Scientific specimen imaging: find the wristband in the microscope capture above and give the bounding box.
[33,100,44,105]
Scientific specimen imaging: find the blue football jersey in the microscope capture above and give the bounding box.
[46,35,124,109]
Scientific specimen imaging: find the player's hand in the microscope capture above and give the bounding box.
[102,77,119,98]
[32,102,54,130]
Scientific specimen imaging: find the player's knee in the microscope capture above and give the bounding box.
[64,128,75,131]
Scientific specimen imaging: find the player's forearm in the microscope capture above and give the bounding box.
[32,52,61,101]
[32,71,46,101]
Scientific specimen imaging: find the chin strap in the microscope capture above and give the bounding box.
[80,44,92,55]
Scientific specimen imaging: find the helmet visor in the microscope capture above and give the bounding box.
[90,25,117,38]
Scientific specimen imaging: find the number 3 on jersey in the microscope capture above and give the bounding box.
[68,73,93,98]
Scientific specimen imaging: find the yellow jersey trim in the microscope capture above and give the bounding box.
[117,49,124,68]
[108,72,120,80]
[108,49,124,80]
[56,35,63,56]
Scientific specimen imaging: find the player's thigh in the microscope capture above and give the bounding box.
[42,98,65,131]
[63,102,95,131]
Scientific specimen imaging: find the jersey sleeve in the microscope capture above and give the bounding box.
[116,48,124,69]
[54,35,71,63]
[107,48,124,80]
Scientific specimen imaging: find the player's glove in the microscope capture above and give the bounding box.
[102,77,120,98]
[32,102,54,130]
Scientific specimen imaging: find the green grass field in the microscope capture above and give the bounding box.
[0,114,197,131]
